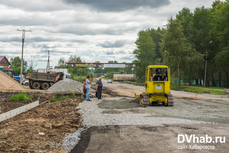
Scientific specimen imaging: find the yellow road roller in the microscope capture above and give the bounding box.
[135,65,174,107]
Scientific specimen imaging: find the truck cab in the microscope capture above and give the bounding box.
[63,73,73,81]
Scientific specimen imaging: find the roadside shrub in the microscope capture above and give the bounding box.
[9,92,32,102]
[72,75,87,83]
[50,91,76,102]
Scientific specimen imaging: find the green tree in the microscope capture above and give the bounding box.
[147,28,166,63]
[133,31,156,82]
[212,1,229,87]
[176,8,203,85]
[176,8,194,43]
[10,56,27,74]
[68,55,82,62]
[193,6,213,86]
[67,56,89,76]
[57,57,65,68]
[161,18,195,88]
[108,61,118,63]
[27,57,37,72]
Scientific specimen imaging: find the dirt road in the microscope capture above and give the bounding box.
[103,80,229,102]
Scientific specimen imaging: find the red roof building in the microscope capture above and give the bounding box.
[0,56,11,67]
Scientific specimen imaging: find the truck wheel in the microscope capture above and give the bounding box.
[41,82,49,90]
[29,82,33,89]
[32,82,40,89]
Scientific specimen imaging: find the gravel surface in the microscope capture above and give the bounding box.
[62,82,229,153]
[77,97,208,126]
[48,80,95,92]
[146,98,229,124]
[61,128,85,152]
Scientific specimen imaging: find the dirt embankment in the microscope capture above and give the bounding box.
[0,91,56,114]
[0,71,25,91]
[0,91,83,114]
[0,97,85,152]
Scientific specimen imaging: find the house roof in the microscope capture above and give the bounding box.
[0,56,4,61]
[0,56,10,65]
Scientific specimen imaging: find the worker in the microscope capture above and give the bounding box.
[96,77,103,99]
[163,71,167,81]
[85,76,91,101]
[83,81,87,98]
[150,69,161,81]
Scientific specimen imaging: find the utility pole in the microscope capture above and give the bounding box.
[204,50,208,87]
[46,50,50,71]
[17,29,32,84]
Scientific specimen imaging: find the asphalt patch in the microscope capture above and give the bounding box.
[98,97,141,109]
[70,125,229,153]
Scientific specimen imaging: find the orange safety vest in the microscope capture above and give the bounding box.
[83,83,85,91]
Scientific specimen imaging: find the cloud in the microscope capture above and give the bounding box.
[0,36,20,42]
[98,40,126,48]
[0,0,71,11]
[0,36,56,43]
[0,50,20,55]
[106,51,115,55]
[64,0,171,12]
[105,49,128,55]
[120,55,135,61]
[56,23,138,36]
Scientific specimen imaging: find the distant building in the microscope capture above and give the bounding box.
[0,56,10,67]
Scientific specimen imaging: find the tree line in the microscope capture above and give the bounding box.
[9,56,34,74]
[133,0,229,87]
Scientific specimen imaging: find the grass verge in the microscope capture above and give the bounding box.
[9,92,32,102]
[172,85,227,95]
[124,81,227,95]
[72,75,87,83]
[50,92,76,102]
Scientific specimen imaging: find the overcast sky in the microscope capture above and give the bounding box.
[0,0,219,69]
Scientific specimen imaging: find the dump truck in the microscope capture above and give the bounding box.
[135,65,174,107]
[27,72,72,90]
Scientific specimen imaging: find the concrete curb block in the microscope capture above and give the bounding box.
[0,100,39,122]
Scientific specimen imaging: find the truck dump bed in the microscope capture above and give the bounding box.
[28,72,63,82]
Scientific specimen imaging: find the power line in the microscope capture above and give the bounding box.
[17,29,32,84]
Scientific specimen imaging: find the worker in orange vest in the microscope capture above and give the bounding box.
[83,81,87,98]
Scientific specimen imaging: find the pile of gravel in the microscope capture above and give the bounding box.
[48,80,95,92]
[48,80,79,92]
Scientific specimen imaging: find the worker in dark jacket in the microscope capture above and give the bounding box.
[96,77,103,99]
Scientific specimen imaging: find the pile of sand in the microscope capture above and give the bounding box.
[0,71,25,91]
